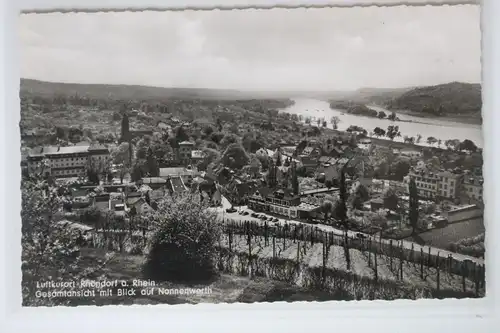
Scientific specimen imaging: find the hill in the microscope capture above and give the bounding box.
[385,82,482,118]
[20,78,291,101]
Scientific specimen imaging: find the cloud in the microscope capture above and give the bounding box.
[19,5,481,91]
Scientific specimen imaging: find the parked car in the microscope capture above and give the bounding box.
[251,213,259,218]
[272,218,279,222]
[226,208,237,213]
[242,211,249,216]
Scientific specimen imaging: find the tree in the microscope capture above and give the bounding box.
[458,139,478,153]
[111,142,131,167]
[445,139,460,151]
[416,134,422,144]
[197,148,221,172]
[144,193,222,282]
[86,168,100,184]
[131,161,145,182]
[120,112,130,143]
[373,127,386,138]
[388,112,397,121]
[146,147,159,177]
[409,178,419,235]
[351,183,369,210]
[21,179,85,306]
[216,118,223,132]
[202,125,214,137]
[330,116,340,129]
[291,161,299,195]
[426,136,438,146]
[175,126,189,143]
[374,161,389,179]
[220,133,240,150]
[338,164,351,269]
[382,187,399,211]
[377,111,386,119]
[386,125,401,141]
[390,158,411,181]
[275,152,282,167]
[220,143,250,170]
[210,132,225,145]
[321,200,334,224]
[135,136,152,160]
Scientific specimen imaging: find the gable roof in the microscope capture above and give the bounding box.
[126,197,144,206]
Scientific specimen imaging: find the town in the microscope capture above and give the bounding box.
[20,87,485,305]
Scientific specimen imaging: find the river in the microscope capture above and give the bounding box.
[281,98,483,148]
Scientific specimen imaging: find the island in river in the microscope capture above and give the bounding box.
[327,81,482,125]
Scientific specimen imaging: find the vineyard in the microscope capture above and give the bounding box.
[216,220,485,300]
[84,219,485,301]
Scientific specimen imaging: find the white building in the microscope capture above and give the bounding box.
[463,174,483,202]
[27,144,110,178]
[404,168,463,200]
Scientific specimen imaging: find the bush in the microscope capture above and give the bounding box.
[144,193,223,282]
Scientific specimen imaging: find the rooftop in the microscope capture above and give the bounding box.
[297,203,321,212]
[179,141,194,146]
[28,145,91,157]
[159,167,196,177]
[191,150,205,159]
[141,177,167,184]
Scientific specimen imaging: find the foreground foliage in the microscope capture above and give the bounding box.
[144,193,223,282]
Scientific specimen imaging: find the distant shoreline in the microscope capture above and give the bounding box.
[388,108,483,126]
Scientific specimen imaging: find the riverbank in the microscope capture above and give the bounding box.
[387,108,483,126]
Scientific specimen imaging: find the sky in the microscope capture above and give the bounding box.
[19,5,481,91]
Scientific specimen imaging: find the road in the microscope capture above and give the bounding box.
[212,195,484,266]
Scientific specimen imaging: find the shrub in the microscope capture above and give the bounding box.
[144,193,223,282]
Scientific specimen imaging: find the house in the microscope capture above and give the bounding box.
[300,146,321,159]
[92,194,110,211]
[191,150,205,164]
[400,148,422,159]
[248,187,301,218]
[130,129,154,139]
[178,141,195,164]
[462,173,483,202]
[280,146,297,156]
[299,157,318,175]
[110,200,126,217]
[437,170,463,199]
[140,177,168,190]
[126,197,153,215]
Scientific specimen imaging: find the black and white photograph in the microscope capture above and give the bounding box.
[18,3,485,307]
